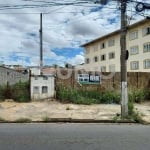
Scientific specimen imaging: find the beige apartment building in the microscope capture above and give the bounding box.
[81,19,150,72]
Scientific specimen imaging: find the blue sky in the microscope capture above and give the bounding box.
[0,0,149,67]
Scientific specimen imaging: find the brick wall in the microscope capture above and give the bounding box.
[56,69,150,91]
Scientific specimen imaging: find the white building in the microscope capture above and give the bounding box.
[30,75,55,100]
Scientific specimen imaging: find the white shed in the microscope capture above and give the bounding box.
[30,75,55,100]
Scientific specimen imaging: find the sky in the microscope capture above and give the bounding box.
[0,0,149,67]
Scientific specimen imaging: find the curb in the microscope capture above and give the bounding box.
[0,118,138,124]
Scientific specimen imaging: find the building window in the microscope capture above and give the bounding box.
[85,47,90,54]
[130,46,139,55]
[109,64,115,72]
[85,58,90,64]
[108,39,115,47]
[94,44,98,52]
[100,42,105,49]
[101,54,106,61]
[129,30,138,40]
[109,52,115,59]
[144,59,150,69]
[94,56,98,62]
[143,42,150,53]
[43,76,48,80]
[101,66,106,72]
[142,26,150,36]
[33,86,39,94]
[42,86,48,94]
[130,61,139,70]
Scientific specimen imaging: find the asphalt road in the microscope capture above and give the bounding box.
[0,123,150,150]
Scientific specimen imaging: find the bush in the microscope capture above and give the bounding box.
[101,92,120,104]
[0,81,30,102]
[56,86,120,105]
[128,89,148,103]
[144,89,150,100]
[127,100,143,123]
[12,82,30,102]
[0,85,13,100]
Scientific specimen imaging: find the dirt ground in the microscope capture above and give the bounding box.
[0,100,150,123]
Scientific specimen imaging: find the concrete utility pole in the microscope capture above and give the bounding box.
[97,0,129,117]
[120,0,128,117]
[39,13,43,75]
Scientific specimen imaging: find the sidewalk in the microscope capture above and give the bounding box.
[0,101,149,123]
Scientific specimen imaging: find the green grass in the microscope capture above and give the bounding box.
[56,86,120,105]
[42,116,50,122]
[113,101,144,123]
[0,117,7,122]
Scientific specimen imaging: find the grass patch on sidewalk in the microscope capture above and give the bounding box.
[42,116,50,122]
[0,117,7,122]
[113,101,144,123]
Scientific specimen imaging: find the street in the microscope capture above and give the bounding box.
[0,123,150,150]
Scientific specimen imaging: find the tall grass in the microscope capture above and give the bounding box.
[128,88,149,103]
[0,81,30,102]
[56,86,120,105]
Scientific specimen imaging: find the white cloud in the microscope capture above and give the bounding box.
[0,0,149,66]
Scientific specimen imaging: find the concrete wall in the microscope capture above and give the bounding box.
[0,66,29,86]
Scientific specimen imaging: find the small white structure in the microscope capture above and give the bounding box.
[30,67,41,75]
[30,75,55,100]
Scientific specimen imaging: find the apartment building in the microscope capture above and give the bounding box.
[81,19,150,72]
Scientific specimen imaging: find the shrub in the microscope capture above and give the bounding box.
[56,86,120,105]
[144,89,150,100]
[128,89,148,103]
[42,116,50,122]
[127,100,143,123]
[0,85,13,100]
[113,101,143,123]
[101,92,120,104]
[0,81,30,102]
[12,82,30,102]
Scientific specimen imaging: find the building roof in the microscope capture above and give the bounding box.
[42,67,56,75]
[81,19,149,47]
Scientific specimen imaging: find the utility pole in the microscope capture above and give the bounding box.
[97,0,129,117]
[39,13,43,75]
[120,0,128,117]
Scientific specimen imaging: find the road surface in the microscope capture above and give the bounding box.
[0,123,150,150]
